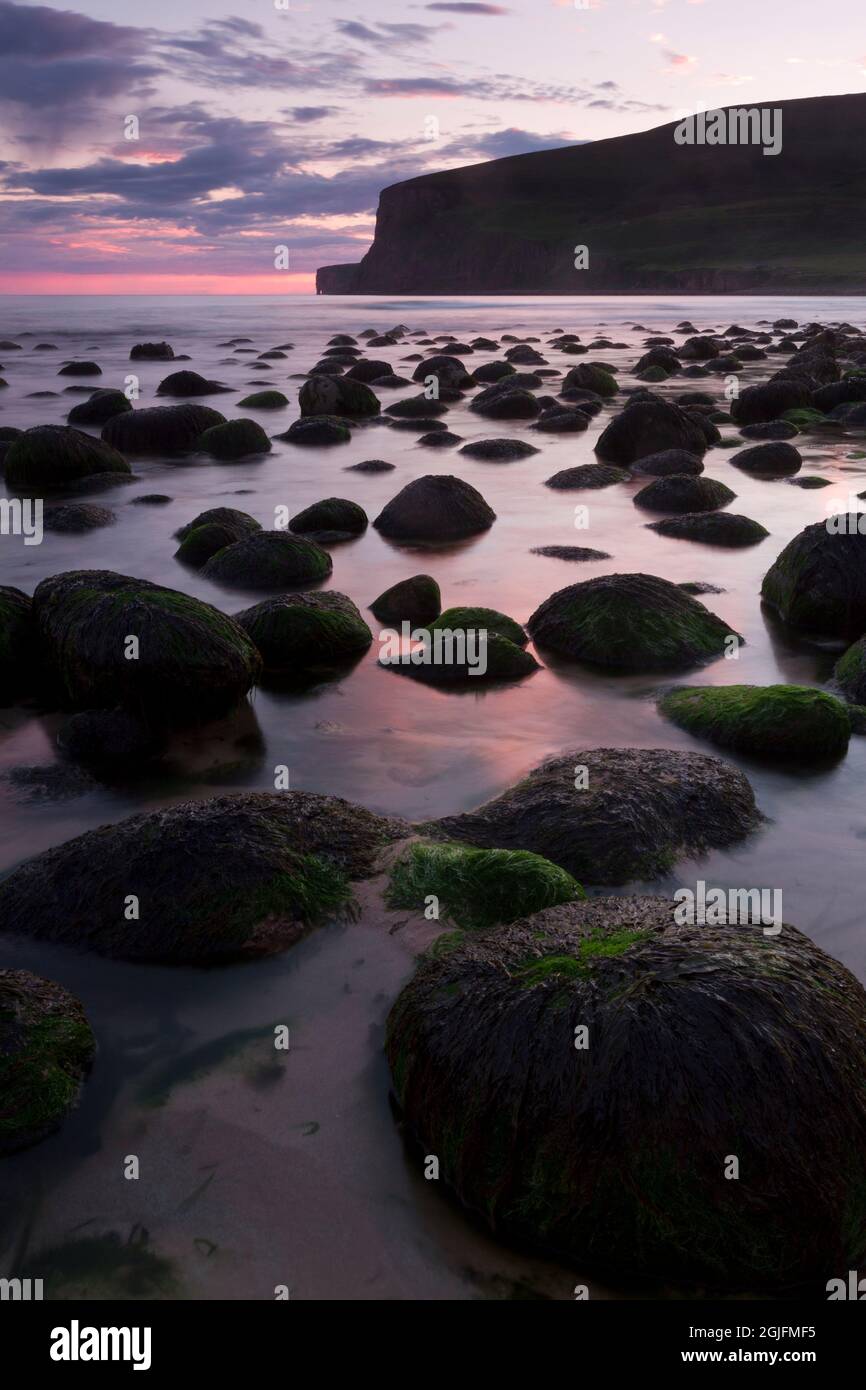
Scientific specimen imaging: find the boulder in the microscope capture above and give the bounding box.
[43,503,115,533]
[835,637,866,704]
[4,425,131,492]
[545,464,628,489]
[174,507,261,567]
[156,370,228,397]
[761,517,866,638]
[0,970,95,1155]
[197,418,272,459]
[130,342,174,360]
[633,475,735,514]
[648,513,769,547]
[528,573,739,671]
[563,363,618,397]
[459,438,539,461]
[201,531,333,590]
[275,416,352,446]
[289,497,368,541]
[374,475,495,542]
[32,569,262,722]
[237,390,289,409]
[0,586,35,703]
[659,684,851,760]
[67,389,132,425]
[0,792,408,962]
[730,442,802,477]
[370,574,441,626]
[730,379,813,425]
[411,355,472,390]
[595,399,707,464]
[298,375,379,418]
[631,449,704,476]
[102,404,226,455]
[235,591,372,672]
[385,895,866,1286]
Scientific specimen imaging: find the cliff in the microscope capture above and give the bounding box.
[316,94,866,295]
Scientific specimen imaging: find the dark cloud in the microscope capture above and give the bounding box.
[336,20,436,47]
[441,127,581,159]
[288,106,340,123]
[0,0,157,110]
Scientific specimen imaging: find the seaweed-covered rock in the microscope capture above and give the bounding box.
[730,379,813,425]
[346,359,392,383]
[198,418,272,459]
[67,389,132,426]
[386,396,448,419]
[102,403,226,455]
[531,545,611,561]
[237,390,289,409]
[58,361,101,377]
[761,517,866,638]
[0,970,95,1155]
[659,684,851,760]
[289,497,367,541]
[43,503,115,533]
[4,425,131,492]
[275,416,352,446]
[0,586,35,703]
[545,464,628,490]
[385,895,866,1286]
[384,630,538,685]
[528,573,739,671]
[0,792,408,962]
[596,398,708,464]
[299,376,379,418]
[234,591,372,671]
[459,439,539,461]
[374,475,495,542]
[648,513,769,547]
[370,574,441,626]
[411,355,472,390]
[426,746,760,883]
[201,531,332,590]
[834,637,866,704]
[470,384,540,419]
[386,841,583,930]
[740,420,799,441]
[533,407,590,434]
[156,370,228,397]
[730,442,802,477]
[175,507,261,567]
[130,342,174,360]
[562,363,618,397]
[32,569,262,722]
[631,449,705,477]
[633,475,735,514]
[431,606,526,647]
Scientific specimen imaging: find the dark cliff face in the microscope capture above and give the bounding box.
[316,94,866,295]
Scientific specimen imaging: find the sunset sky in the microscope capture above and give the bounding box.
[1,0,864,294]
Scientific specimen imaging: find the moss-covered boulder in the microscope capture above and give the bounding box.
[289,497,367,541]
[431,606,526,647]
[834,637,866,704]
[659,684,851,760]
[596,399,707,464]
[201,531,332,590]
[0,971,95,1155]
[730,442,802,477]
[58,361,101,377]
[32,569,262,722]
[43,503,115,533]
[648,512,769,547]
[426,747,759,883]
[234,591,372,672]
[102,404,226,455]
[545,464,628,490]
[459,438,539,461]
[634,475,735,513]
[0,792,408,962]
[198,418,271,460]
[370,575,441,626]
[374,475,495,542]
[528,573,739,672]
[385,896,866,1288]
[470,384,540,420]
[385,630,538,685]
[730,379,813,425]
[156,370,228,397]
[4,425,131,493]
[386,841,583,930]
[761,518,866,639]
[0,586,35,703]
[411,355,472,390]
[562,363,618,397]
[299,376,379,418]
[237,390,289,409]
[67,389,132,426]
[276,415,352,447]
[130,342,174,360]
[386,396,449,419]
[175,508,261,567]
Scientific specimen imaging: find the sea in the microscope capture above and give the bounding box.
[1,293,865,1300]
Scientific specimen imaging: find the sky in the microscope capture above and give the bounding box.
[0,0,863,294]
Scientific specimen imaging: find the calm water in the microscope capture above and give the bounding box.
[1,294,865,1300]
